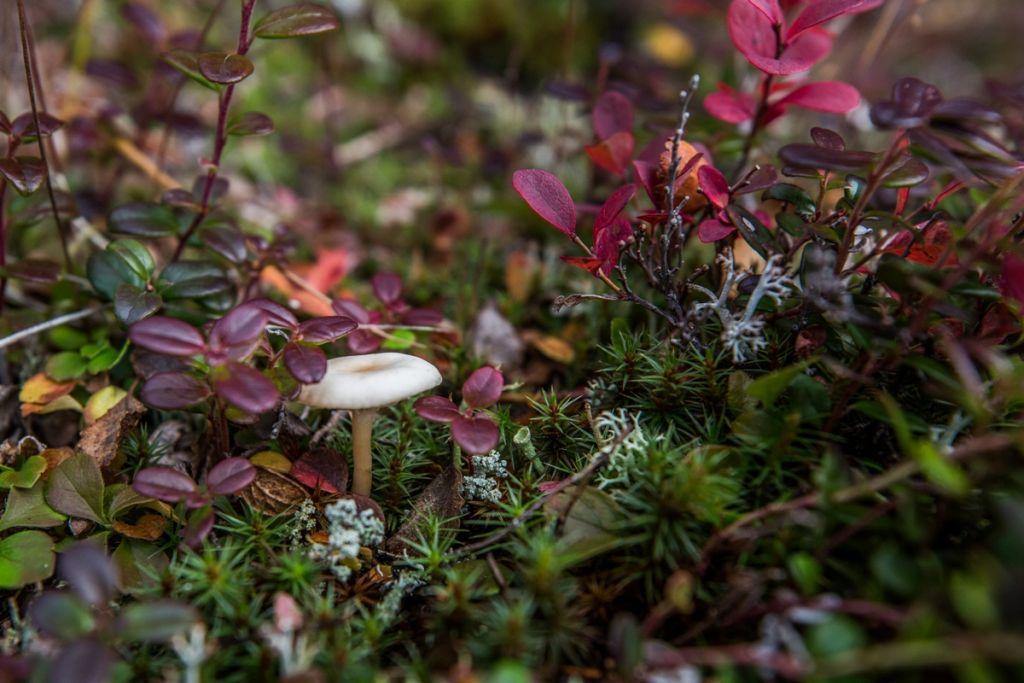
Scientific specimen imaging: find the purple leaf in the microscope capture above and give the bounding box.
[140,372,211,409]
[811,127,846,151]
[462,366,504,409]
[414,395,461,423]
[0,157,45,196]
[283,343,327,384]
[778,144,877,172]
[512,169,577,237]
[594,184,636,232]
[297,316,357,343]
[371,272,403,305]
[402,307,443,326]
[347,329,382,354]
[59,542,118,607]
[211,362,279,414]
[592,90,634,139]
[129,316,206,356]
[451,414,500,454]
[330,298,371,323]
[207,457,257,495]
[181,507,215,549]
[698,217,738,243]
[207,305,268,362]
[870,77,944,129]
[243,298,298,330]
[11,112,64,138]
[133,467,198,503]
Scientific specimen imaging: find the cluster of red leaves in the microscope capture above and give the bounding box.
[415,367,504,454]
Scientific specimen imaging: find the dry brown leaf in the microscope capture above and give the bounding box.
[19,373,76,406]
[241,467,308,514]
[533,335,576,364]
[113,513,167,541]
[76,394,144,469]
[385,465,463,555]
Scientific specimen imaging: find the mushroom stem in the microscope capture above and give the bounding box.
[350,408,378,496]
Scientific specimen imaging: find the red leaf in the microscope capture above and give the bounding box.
[207,305,268,362]
[133,467,198,503]
[450,414,499,454]
[1000,254,1024,308]
[283,343,327,384]
[632,160,661,203]
[592,90,634,139]
[698,166,731,210]
[729,0,833,75]
[787,0,884,41]
[698,217,737,242]
[776,81,860,113]
[297,316,357,343]
[140,372,211,409]
[747,0,784,24]
[595,184,636,231]
[207,457,257,496]
[584,132,634,177]
[211,362,279,414]
[512,169,577,237]
[371,272,403,305]
[291,448,349,494]
[704,83,757,124]
[562,256,604,275]
[462,367,503,409]
[415,395,461,423]
[129,316,206,356]
[593,219,633,275]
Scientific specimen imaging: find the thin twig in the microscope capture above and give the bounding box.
[0,307,106,351]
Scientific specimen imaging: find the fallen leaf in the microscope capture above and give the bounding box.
[240,468,307,514]
[76,394,144,469]
[19,373,76,405]
[470,303,524,369]
[84,386,129,425]
[259,266,333,316]
[291,447,348,494]
[113,513,167,541]
[21,395,83,417]
[532,335,576,364]
[250,450,292,473]
[385,465,463,555]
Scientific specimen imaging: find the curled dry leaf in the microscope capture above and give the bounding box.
[385,465,463,555]
[240,467,307,514]
[76,394,145,469]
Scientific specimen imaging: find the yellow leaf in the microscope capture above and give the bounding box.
[21,395,83,417]
[251,450,292,473]
[533,336,576,364]
[19,373,75,405]
[113,513,167,541]
[83,386,128,425]
[644,24,695,67]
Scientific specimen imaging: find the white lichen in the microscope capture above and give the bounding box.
[308,499,385,581]
[594,409,662,489]
[462,451,508,503]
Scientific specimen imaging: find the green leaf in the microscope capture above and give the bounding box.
[253,3,340,39]
[162,49,219,91]
[381,328,416,350]
[912,440,969,496]
[112,540,168,592]
[45,351,87,382]
[762,183,816,217]
[807,615,866,660]
[87,250,145,300]
[0,455,47,489]
[157,261,231,299]
[108,203,179,239]
[45,453,106,524]
[114,601,198,642]
[0,482,66,531]
[49,326,89,351]
[86,341,128,374]
[726,205,778,260]
[105,485,150,521]
[108,240,156,280]
[882,155,930,188]
[546,487,622,560]
[746,360,813,407]
[114,284,161,326]
[226,112,274,137]
[0,530,56,588]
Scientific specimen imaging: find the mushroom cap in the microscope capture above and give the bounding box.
[297,352,442,410]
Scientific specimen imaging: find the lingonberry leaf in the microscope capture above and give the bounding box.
[786,0,884,41]
[450,414,500,454]
[243,298,299,330]
[206,457,257,496]
[512,169,577,237]
[704,83,757,124]
[401,308,443,326]
[414,396,461,423]
[161,49,218,91]
[201,225,249,263]
[253,3,341,39]
[297,316,358,343]
[198,52,254,85]
[132,467,198,503]
[346,330,382,354]
[129,316,205,356]
[697,165,731,210]
[778,143,877,172]
[108,202,179,238]
[870,77,944,129]
[226,111,274,137]
[114,284,162,325]
[594,184,637,231]
[291,448,348,494]
[462,367,504,409]
[330,298,371,323]
[157,262,232,299]
[810,126,846,151]
[371,272,403,305]
[592,90,634,139]
[10,112,64,138]
[211,362,279,414]
[283,343,327,384]
[0,156,45,196]
[181,506,215,548]
[584,131,634,177]
[698,216,737,243]
[729,0,834,75]
[139,372,211,409]
[207,305,268,362]
[777,81,860,113]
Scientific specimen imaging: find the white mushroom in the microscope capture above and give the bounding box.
[297,353,442,496]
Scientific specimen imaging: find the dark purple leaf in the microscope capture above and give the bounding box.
[181,507,215,549]
[198,52,254,85]
[402,307,443,326]
[330,297,371,323]
[462,366,503,409]
[114,284,161,325]
[778,144,878,172]
[211,362,279,414]
[244,298,299,330]
[207,457,257,495]
[882,155,930,188]
[512,169,577,237]
[132,467,198,503]
[371,272,403,305]
[734,165,778,195]
[207,305,268,362]
[59,542,118,607]
[414,395,461,423]
[11,112,64,138]
[594,184,636,231]
[2,258,60,283]
[298,315,358,343]
[811,127,846,151]
[121,3,166,43]
[202,225,249,263]
[50,640,112,683]
[291,448,348,494]
[226,112,274,137]
[451,414,500,454]
[283,343,327,384]
[347,329,382,354]
[140,372,210,409]
[592,90,634,139]
[129,316,205,356]
[0,156,45,195]
[870,77,944,129]
[253,3,341,39]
